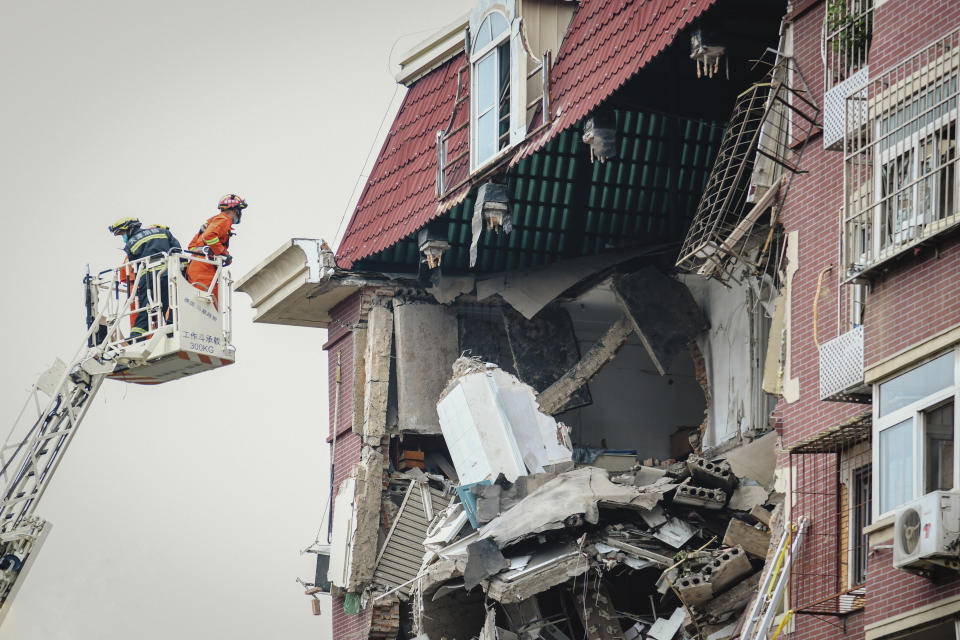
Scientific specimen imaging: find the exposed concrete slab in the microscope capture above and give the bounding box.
[393,302,459,434]
[728,485,769,512]
[486,545,586,604]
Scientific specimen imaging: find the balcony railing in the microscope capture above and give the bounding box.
[819,326,870,402]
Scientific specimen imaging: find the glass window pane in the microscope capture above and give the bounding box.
[474,15,493,51]
[474,12,507,52]
[488,12,508,39]
[880,418,914,513]
[476,110,496,164]
[476,53,496,112]
[924,401,954,493]
[879,352,954,415]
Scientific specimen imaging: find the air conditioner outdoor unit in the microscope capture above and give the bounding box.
[893,491,960,573]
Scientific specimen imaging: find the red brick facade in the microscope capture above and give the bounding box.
[326,292,374,640]
[779,1,960,637]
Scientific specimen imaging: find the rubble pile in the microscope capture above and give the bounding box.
[367,359,780,640]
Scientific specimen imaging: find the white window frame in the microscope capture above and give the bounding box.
[470,10,512,172]
[872,349,960,520]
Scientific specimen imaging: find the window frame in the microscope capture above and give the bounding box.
[470,10,512,172]
[872,348,960,520]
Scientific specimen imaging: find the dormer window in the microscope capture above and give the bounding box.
[471,11,511,169]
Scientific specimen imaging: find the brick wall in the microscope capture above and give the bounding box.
[326,291,373,640]
[779,1,960,638]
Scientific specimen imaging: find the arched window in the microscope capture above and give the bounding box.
[471,11,511,168]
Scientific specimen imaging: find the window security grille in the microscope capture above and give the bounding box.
[843,29,960,280]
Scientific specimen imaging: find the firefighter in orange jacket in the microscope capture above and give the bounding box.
[186,194,247,304]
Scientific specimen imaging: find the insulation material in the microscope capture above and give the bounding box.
[437,360,572,485]
[394,302,459,434]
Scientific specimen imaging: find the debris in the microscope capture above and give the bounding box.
[647,607,686,640]
[603,539,673,568]
[537,315,633,415]
[572,574,625,639]
[437,359,572,485]
[487,544,587,604]
[478,467,664,548]
[702,546,751,593]
[749,505,772,526]
[727,484,768,512]
[722,519,771,559]
[653,518,698,548]
[673,484,727,510]
[687,457,737,491]
[701,571,762,624]
[675,572,713,607]
[464,538,509,591]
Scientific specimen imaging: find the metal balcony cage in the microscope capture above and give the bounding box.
[843,28,960,280]
[789,412,872,619]
[676,53,819,281]
[821,0,873,151]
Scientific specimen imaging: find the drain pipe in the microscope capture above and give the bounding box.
[327,351,342,543]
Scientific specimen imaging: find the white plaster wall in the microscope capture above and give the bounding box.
[681,274,772,449]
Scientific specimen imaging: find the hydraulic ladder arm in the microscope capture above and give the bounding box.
[0,252,235,623]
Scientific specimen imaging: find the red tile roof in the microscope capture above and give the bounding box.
[516,0,717,160]
[336,0,717,269]
[336,55,467,269]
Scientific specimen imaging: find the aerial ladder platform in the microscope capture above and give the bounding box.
[0,251,235,623]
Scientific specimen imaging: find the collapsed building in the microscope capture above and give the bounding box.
[236,0,826,637]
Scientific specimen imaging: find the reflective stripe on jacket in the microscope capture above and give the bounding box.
[124,225,181,261]
[188,213,234,256]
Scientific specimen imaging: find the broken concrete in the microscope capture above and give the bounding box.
[362,302,393,445]
[487,545,587,604]
[702,546,751,593]
[688,457,737,491]
[722,518,771,559]
[464,538,509,590]
[478,467,665,548]
[673,483,727,510]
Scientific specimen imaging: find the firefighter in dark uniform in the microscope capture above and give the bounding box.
[108,217,181,341]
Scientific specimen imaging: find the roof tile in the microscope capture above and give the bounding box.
[336,0,717,268]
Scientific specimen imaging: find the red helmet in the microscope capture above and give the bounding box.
[218,194,248,211]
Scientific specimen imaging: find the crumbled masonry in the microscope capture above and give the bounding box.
[357,359,780,640]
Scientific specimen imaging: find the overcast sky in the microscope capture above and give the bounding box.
[0,1,470,637]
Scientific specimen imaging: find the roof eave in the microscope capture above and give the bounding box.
[236,238,354,328]
[395,13,469,87]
